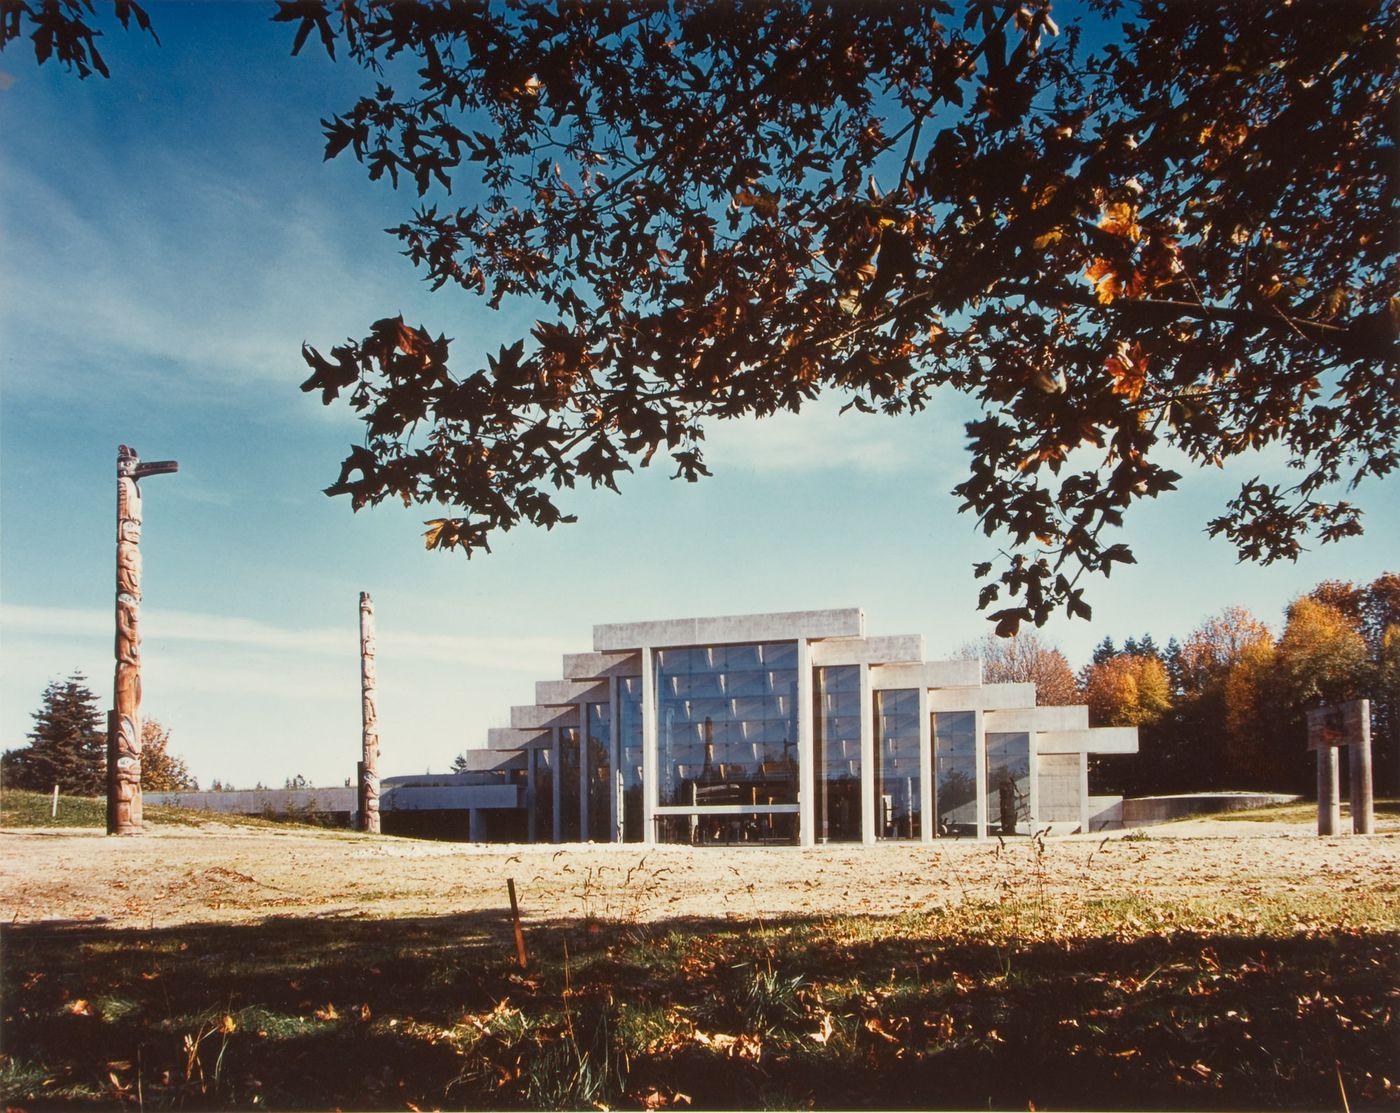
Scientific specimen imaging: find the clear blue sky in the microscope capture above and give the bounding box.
[2,4,1395,789]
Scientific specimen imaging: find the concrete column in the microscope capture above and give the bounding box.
[552,728,562,843]
[526,748,537,843]
[859,663,876,846]
[918,686,933,843]
[797,637,814,847]
[1078,752,1090,834]
[1028,732,1040,831]
[974,709,988,840]
[469,808,487,842]
[641,646,657,846]
[609,675,621,842]
[1317,746,1341,836]
[577,700,590,841]
[1350,707,1375,835]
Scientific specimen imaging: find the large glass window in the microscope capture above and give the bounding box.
[814,665,862,842]
[874,688,921,840]
[986,732,1032,836]
[655,641,799,844]
[558,727,581,842]
[618,677,643,842]
[932,711,978,836]
[532,746,554,844]
[585,702,612,841]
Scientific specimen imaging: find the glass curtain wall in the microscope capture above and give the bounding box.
[932,711,978,836]
[585,702,612,842]
[655,641,799,845]
[814,665,862,841]
[986,731,1032,835]
[558,727,581,842]
[874,688,921,839]
[618,677,644,842]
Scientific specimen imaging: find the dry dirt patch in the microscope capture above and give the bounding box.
[3,821,1396,929]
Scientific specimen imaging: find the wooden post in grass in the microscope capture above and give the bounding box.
[358,592,381,834]
[51,784,58,819]
[107,444,178,836]
[507,878,528,969]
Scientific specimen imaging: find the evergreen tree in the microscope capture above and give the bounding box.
[2,673,106,795]
[1091,637,1118,666]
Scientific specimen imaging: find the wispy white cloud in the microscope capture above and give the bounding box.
[701,393,969,478]
[0,604,571,672]
[0,156,413,404]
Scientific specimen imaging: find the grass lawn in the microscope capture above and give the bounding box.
[1204,798,1400,829]
[4,791,1396,1109]
[0,789,342,833]
[3,885,1395,1110]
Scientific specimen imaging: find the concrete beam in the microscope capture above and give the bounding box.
[488,726,551,749]
[927,683,1036,712]
[1036,726,1138,755]
[561,650,642,680]
[810,634,925,667]
[511,704,580,730]
[594,607,863,651]
[535,678,609,706]
[869,658,980,690]
[381,783,524,812]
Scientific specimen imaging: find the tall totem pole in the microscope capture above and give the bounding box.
[108,445,178,835]
[358,591,381,833]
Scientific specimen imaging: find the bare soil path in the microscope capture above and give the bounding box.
[3,819,1396,929]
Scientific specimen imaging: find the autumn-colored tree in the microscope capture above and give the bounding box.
[961,630,1079,705]
[1273,598,1370,712]
[140,719,198,792]
[283,0,1396,634]
[1,673,106,795]
[1174,606,1273,695]
[1220,638,1282,787]
[1082,653,1170,728]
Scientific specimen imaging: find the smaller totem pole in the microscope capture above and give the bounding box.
[108,445,178,836]
[358,591,381,833]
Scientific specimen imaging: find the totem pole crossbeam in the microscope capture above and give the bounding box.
[108,444,177,836]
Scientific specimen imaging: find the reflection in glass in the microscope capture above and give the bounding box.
[814,665,861,841]
[618,677,643,842]
[585,702,612,842]
[932,711,978,836]
[558,727,581,842]
[655,642,799,845]
[875,688,920,840]
[985,731,1031,835]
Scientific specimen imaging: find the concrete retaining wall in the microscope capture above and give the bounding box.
[1120,792,1300,827]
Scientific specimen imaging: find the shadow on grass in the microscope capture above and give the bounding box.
[2,907,1394,1110]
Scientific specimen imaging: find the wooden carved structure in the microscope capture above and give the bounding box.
[358,591,381,833]
[1306,699,1375,836]
[108,444,178,835]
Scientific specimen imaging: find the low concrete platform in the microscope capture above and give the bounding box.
[1121,792,1300,827]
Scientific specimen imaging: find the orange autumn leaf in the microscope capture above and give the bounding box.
[1105,341,1149,400]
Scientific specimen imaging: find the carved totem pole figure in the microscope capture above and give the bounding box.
[359,591,381,833]
[108,444,177,835]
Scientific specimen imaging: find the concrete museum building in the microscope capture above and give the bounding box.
[393,607,1137,845]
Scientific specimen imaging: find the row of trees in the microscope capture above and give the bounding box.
[969,574,1399,797]
[1,673,198,795]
